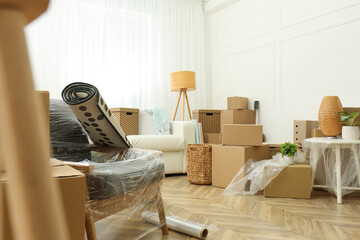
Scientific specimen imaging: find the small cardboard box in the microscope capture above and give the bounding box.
[343,107,360,113]
[203,133,222,144]
[1,165,86,240]
[227,97,248,110]
[221,110,255,130]
[264,164,311,199]
[222,124,263,146]
[293,120,319,144]
[111,108,139,135]
[193,109,221,133]
[212,145,269,188]
[311,129,326,138]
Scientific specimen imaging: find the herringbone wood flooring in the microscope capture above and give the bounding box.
[96,175,360,240]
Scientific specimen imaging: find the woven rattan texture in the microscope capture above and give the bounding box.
[186,144,212,185]
[111,108,139,135]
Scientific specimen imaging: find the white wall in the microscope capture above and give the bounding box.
[205,0,360,142]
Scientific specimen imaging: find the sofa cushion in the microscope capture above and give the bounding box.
[127,135,184,152]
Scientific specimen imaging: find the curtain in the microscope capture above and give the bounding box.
[25,0,207,118]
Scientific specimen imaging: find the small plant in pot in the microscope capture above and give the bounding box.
[336,112,360,140]
[281,142,297,165]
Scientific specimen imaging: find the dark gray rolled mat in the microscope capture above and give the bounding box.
[62,82,131,149]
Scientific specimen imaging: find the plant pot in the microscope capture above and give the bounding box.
[342,126,360,140]
[283,155,294,165]
[318,96,343,136]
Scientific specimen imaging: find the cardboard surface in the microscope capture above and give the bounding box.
[203,133,222,144]
[222,124,263,146]
[343,107,360,113]
[311,129,326,138]
[1,165,86,240]
[227,97,248,110]
[193,109,221,133]
[49,158,64,167]
[212,145,269,188]
[221,110,255,130]
[293,120,319,144]
[264,164,311,199]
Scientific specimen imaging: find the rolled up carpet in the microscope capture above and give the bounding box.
[62,82,131,149]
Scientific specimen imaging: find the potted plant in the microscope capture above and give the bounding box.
[337,112,360,140]
[281,142,297,165]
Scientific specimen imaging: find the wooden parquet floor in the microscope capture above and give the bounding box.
[96,175,360,240]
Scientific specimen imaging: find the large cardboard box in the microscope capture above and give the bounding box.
[227,97,248,110]
[221,110,255,130]
[203,133,222,144]
[264,164,311,199]
[293,120,318,144]
[222,124,263,146]
[212,145,269,188]
[1,164,86,240]
[111,108,139,135]
[193,109,221,133]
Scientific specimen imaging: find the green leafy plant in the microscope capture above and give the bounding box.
[281,142,297,157]
[336,112,360,126]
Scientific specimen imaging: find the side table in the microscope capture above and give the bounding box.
[302,138,360,204]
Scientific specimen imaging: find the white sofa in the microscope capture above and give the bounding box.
[127,111,196,174]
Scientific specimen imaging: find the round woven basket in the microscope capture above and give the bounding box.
[318,96,343,136]
[186,144,212,185]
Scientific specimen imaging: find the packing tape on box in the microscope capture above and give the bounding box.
[62,82,131,148]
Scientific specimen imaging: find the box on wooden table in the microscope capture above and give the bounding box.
[221,110,255,129]
[222,124,263,146]
[212,144,269,188]
[293,120,319,144]
[264,164,311,199]
[111,108,139,135]
[193,109,221,133]
[311,129,326,138]
[203,133,222,144]
[1,163,86,240]
[227,97,248,110]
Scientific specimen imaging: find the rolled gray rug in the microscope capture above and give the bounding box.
[62,82,131,149]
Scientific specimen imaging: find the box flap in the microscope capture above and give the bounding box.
[51,165,84,178]
[49,158,64,167]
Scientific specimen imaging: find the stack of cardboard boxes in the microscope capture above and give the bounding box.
[209,97,269,188]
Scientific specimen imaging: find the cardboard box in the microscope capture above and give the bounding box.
[111,108,139,135]
[293,120,319,144]
[343,107,360,113]
[193,109,221,133]
[1,165,86,240]
[227,97,248,110]
[203,133,222,144]
[221,110,255,130]
[264,164,311,199]
[311,129,326,138]
[212,145,269,188]
[264,143,281,159]
[222,124,263,146]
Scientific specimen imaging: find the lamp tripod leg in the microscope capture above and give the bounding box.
[184,91,192,119]
[182,90,185,121]
[173,91,182,121]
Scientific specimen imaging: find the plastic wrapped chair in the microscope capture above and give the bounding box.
[50,100,168,240]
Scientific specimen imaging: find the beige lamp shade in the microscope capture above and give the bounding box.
[171,71,196,92]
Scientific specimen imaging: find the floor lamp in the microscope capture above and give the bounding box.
[171,71,196,121]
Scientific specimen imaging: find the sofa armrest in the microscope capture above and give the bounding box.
[170,121,196,146]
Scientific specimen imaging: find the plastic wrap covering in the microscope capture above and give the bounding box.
[50,98,167,239]
[224,152,307,196]
[50,99,92,162]
[302,138,360,197]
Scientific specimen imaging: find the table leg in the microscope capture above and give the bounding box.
[310,144,319,191]
[335,145,342,204]
[352,145,360,188]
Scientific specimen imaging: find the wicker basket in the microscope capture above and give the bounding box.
[318,96,343,136]
[186,144,212,185]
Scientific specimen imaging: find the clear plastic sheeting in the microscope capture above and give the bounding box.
[224,152,307,196]
[302,138,360,197]
[50,99,167,239]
